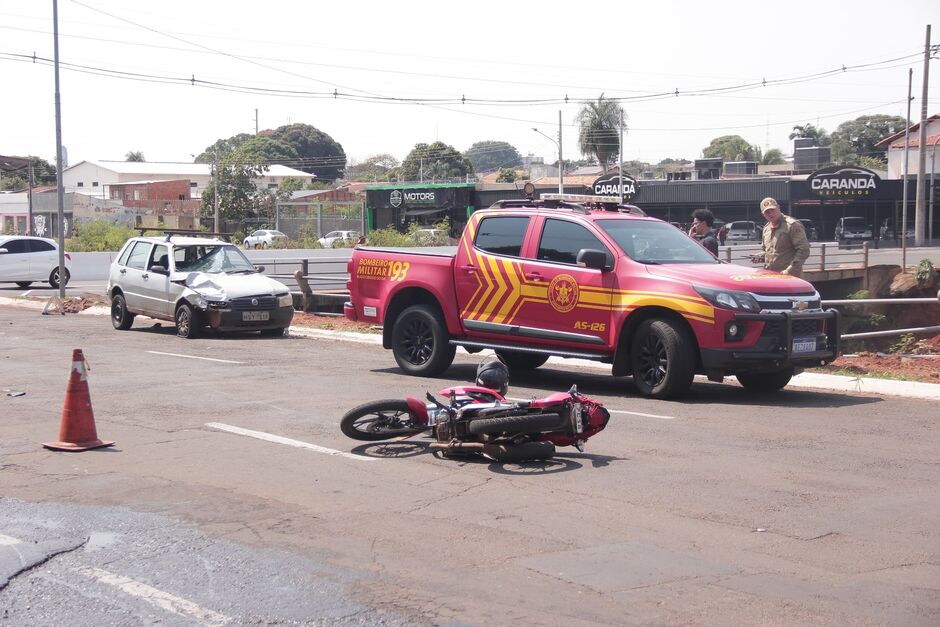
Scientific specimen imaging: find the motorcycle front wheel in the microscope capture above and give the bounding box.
[340,400,425,441]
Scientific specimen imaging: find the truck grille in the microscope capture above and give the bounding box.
[760,318,821,339]
[231,295,277,311]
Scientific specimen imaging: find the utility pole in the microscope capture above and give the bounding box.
[618,110,625,202]
[213,164,220,234]
[557,110,563,194]
[27,162,34,235]
[902,68,913,271]
[255,108,259,135]
[914,24,931,247]
[52,0,66,302]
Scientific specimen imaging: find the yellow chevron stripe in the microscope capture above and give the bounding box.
[492,259,523,324]
[466,250,495,321]
[481,255,508,320]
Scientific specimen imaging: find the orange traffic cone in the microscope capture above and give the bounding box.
[43,349,114,452]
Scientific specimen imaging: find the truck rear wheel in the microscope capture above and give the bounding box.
[391,304,456,376]
[631,318,694,399]
[736,368,793,393]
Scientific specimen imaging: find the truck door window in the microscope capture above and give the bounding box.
[537,219,607,265]
[474,216,530,257]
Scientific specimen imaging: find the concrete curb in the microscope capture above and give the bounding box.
[3,297,938,401]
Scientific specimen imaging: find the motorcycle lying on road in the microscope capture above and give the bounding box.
[340,384,610,462]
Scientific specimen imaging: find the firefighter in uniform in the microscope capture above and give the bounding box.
[750,197,810,277]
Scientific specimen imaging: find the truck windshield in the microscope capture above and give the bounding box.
[596,219,719,265]
[175,245,257,274]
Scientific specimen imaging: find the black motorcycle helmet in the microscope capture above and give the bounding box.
[476,356,510,395]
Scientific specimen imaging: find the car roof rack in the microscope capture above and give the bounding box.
[135,227,234,241]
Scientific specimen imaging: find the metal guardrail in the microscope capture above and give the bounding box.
[721,241,869,271]
[252,256,350,290]
[821,296,940,340]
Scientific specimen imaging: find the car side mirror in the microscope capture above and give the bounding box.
[577,248,613,271]
[0,248,8,254]
[255,265,265,273]
[149,264,168,275]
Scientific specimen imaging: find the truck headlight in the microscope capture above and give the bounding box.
[278,293,293,307]
[694,286,761,312]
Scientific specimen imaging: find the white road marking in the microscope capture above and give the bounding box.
[607,409,675,420]
[146,351,242,364]
[75,566,231,625]
[206,422,376,462]
[0,533,23,545]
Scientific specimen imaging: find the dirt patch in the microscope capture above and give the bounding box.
[290,311,381,334]
[813,345,940,384]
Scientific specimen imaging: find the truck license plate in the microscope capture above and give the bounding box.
[792,337,816,353]
[242,311,270,322]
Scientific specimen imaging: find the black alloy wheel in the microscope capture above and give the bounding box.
[391,305,455,376]
[630,319,694,399]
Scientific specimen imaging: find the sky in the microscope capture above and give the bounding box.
[1,0,938,172]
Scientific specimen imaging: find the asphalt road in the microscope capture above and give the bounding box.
[1,306,939,625]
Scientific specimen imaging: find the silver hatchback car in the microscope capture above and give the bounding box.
[107,235,294,338]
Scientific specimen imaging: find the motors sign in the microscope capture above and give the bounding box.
[807,166,880,198]
[591,174,639,200]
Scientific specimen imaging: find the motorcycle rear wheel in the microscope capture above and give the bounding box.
[340,400,424,441]
[467,412,562,436]
[483,440,555,462]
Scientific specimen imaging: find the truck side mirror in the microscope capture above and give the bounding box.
[576,249,612,271]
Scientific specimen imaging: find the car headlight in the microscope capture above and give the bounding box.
[694,286,761,312]
[278,293,293,307]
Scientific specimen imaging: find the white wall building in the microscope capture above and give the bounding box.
[875,114,940,179]
[62,160,315,199]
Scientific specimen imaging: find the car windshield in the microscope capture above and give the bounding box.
[843,218,865,226]
[176,245,256,274]
[597,219,718,264]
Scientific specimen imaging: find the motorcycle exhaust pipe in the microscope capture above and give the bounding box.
[429,441,485,452]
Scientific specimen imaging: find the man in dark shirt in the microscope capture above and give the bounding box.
[688,208,719,256]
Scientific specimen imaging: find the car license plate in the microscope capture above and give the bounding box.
[242,311,269,322]
[792,337,816,353]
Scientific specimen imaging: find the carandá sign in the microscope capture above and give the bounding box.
[806,166,880,197]
[591,173,638,200]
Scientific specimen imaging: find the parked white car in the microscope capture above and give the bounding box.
[243,229,288,249]
[318,230,359,248]
[0,235,71,288]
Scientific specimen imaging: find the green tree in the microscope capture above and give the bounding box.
[464,140,522,173]
[263,123,346,181]
[399,142,473,182]
[576,94,626,169]
[125,150,145,162]
[761,149,786,165]
[195,133,253,164]
[828,114,906,166]
[0,156,56,190]
[702,135,761,162]
[495,168,518,183]
[346,153,400,181]
[789,124,831,146]
[200,147,272,223]
[234,136,299,164]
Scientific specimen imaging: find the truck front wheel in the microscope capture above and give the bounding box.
[392,305,456,376]
[630,318,694,399]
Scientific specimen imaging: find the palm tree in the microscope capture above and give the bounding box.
[125,150,145,162]
[576,94,625,170]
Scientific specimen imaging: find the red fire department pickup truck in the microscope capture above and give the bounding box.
[344,194,839,398]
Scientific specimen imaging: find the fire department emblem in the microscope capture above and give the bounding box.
[548,274,579,313]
